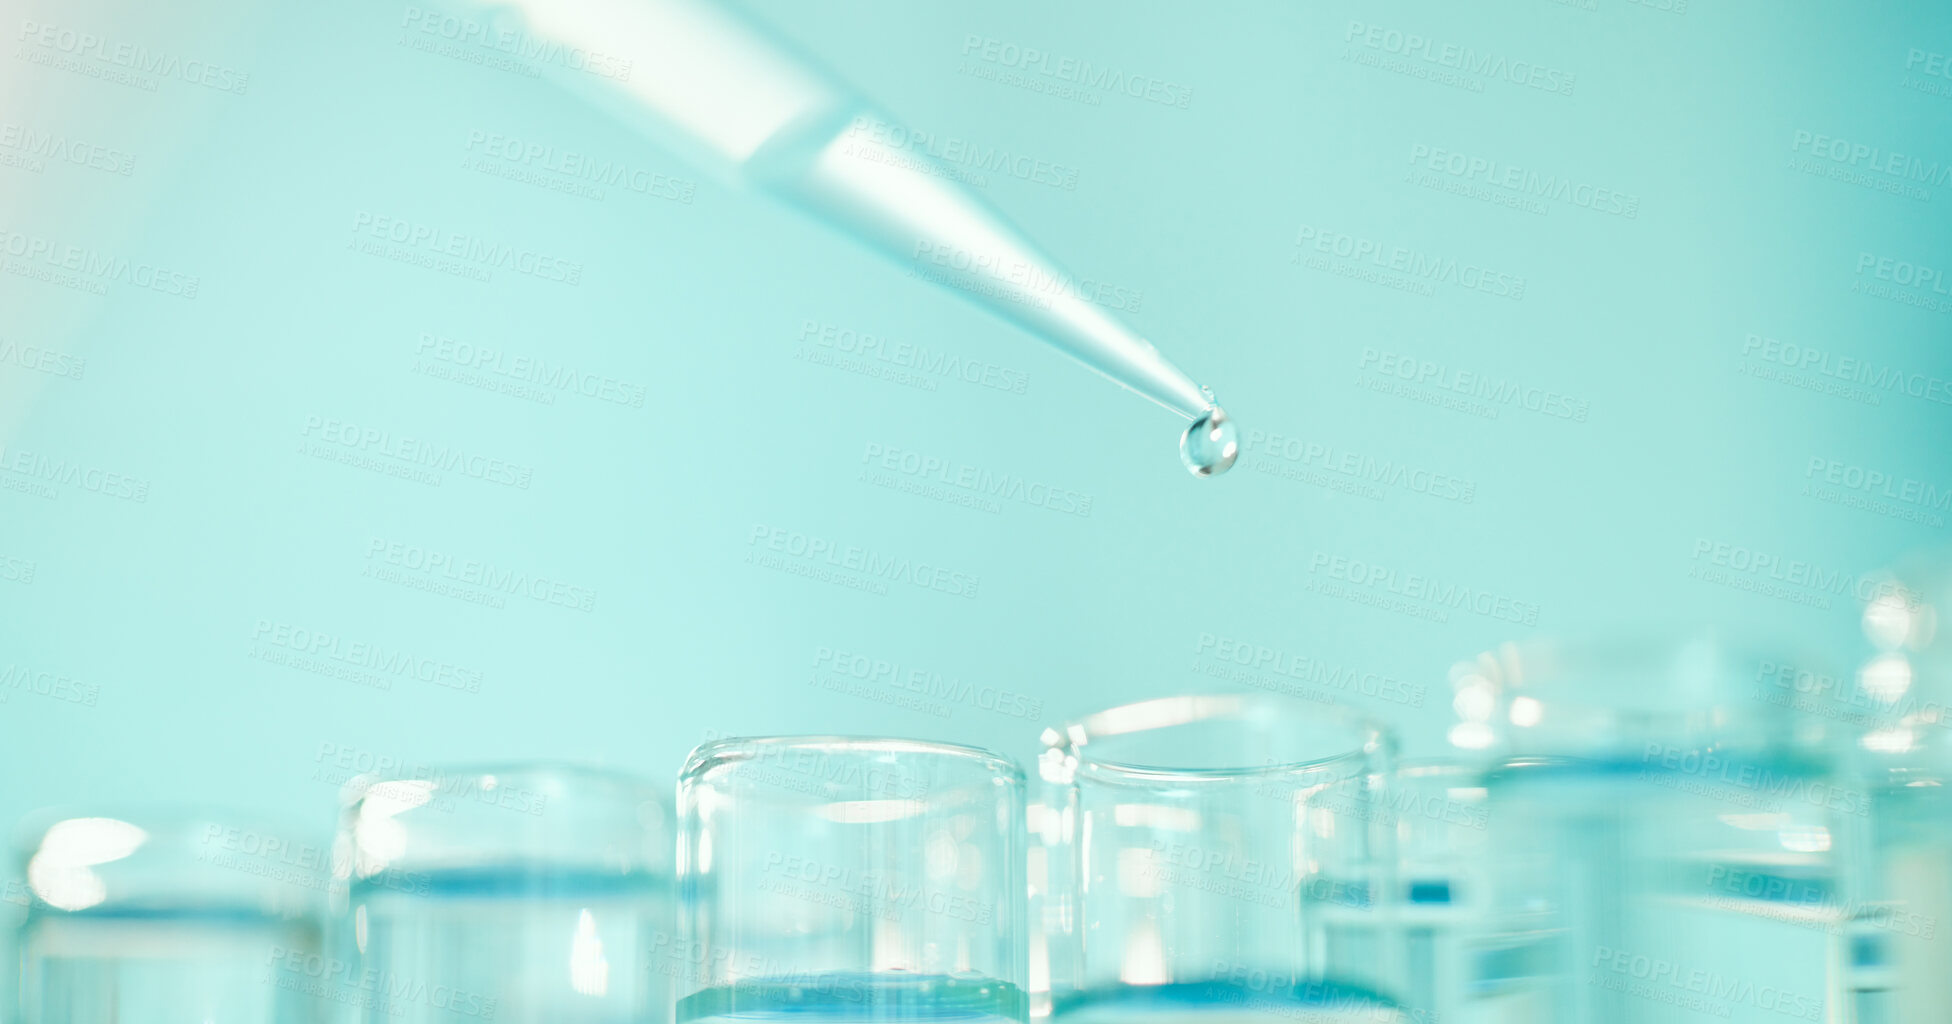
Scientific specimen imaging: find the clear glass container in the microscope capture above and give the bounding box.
[1383,761,1488,1024]
[331,763,673,1023]
[1450,634,1851,1024]
[12,809,327,1023]
[675,736,1027,1024]
[1847,549,1952,1022]
[1035,694,1406,1024]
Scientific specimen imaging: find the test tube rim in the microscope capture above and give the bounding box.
[1042,693,1389,784]
[680,733,1025,786]
[336,759,667,807]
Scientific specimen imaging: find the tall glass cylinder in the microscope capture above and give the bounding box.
[331,763,673,1024]
[1849,550,1952,1021]
[12,810,327,1023]
[1451,635,1851,1024]
[1036,694,1405,1024]
[675,736,1027,1024]
[1383,762,1488,1024]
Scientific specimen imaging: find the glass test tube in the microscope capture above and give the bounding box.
[1382,762,1488,1024]
[332,763,673,1024]
[12,810,327,1023]
[1035,694,1407,1024]
[1848,551,1952,1022]
[1450,635,1852,1024]
[675,736,1027,1024]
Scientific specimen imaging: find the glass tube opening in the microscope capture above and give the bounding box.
[1040,694,1389,786]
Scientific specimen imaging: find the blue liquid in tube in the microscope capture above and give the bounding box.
[679,973,1028,1024]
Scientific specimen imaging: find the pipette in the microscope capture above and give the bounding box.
[433,0,1238,475]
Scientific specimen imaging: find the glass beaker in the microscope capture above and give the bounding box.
[13,809,327,1023]
[675,736,1027,1024]
[1036,694,1406,1024]
[1450,634,1853,1024]
[331,763,673,1023]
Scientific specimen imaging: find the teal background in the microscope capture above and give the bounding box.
[2,0,1950,857]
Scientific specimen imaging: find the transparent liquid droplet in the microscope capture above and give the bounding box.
[1180,405,1238,477]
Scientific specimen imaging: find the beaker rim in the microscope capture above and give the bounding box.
[1041,693,1389,782]
[681,734,1024,782]
[336,760,665,806]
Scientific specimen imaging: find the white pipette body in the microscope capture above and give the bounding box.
[445,0,1215,420]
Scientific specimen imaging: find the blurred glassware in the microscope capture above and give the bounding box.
[1849,549,1952,1022]
[675,736,1027,1024]
[1449,633,1852,1023]
[1383,761,1489,1024]
[331,763,672,1024]
[1035,694,1408,1024]
[13,808,326,1023]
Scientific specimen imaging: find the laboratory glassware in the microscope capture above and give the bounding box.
[1381,761,1488,1024]
[1036,694,1408,1024]
[428,0,1236,474]
[675,736,1027,1024]
[1845,550,1952,1022]
[1450,634,1852,1024]
[331,763,673,1023]
[12,809,327,1023]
